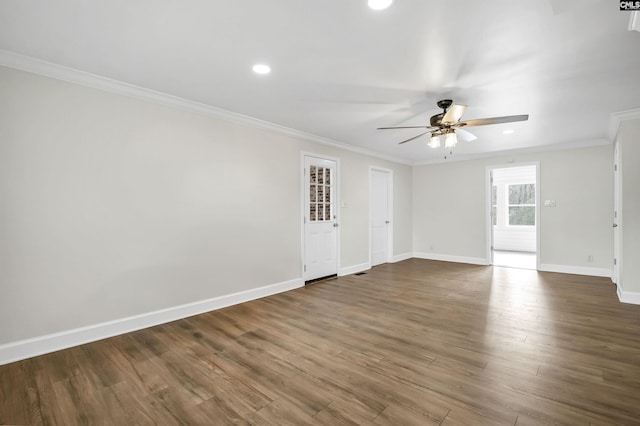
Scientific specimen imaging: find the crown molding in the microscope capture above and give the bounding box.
[0,49,411,166]
[413,138,611,166]
[1,49,631,168]
[608,107,640,141]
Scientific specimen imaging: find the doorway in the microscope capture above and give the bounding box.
[487,164,539,270]
[370,167,393,266]
[303,155,339,282]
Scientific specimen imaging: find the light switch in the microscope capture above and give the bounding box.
[544,200,556,207]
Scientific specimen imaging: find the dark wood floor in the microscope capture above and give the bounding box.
[2,259,640,425]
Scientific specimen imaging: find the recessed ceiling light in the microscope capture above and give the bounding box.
[252,64,271,75]
[503,129,515,135]
[368,0,393,10]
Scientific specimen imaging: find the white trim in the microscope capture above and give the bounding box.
[613,140,621,284]
[608,108,640,141]
[369,166,394,266]
[391,252,413,263]
[0,278,303,366]
[414,138,610,166]
[0,50,625,168]
[617,286,640,305]
[0,49,410,166]
[339,262,372,276]
[535,163,542,271]
[414,252,489,266]
[486,167,494,265]
[538,264,612,278]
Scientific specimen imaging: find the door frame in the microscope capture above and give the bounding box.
[485,161,540,270]
[300,152,341,280]
[369,166,394,266]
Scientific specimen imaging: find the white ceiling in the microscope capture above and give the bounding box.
[0,0,638,163]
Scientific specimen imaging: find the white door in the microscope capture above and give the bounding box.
[304,156,338,281]
[613,141,620,283]
[370,169,391,266]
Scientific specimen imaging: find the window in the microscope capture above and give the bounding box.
[508,184,535,226]
[309,165,333,221]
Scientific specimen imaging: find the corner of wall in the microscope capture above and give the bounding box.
[339,263,371,276]
[616,283,640,305]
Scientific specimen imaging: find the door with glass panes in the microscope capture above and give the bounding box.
[304,156,337,281]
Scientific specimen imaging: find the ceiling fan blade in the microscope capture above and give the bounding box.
[378,125,434,130]
[397,130,434,145]
[456,128,477,142]
[441,104,467,124]
[459,114,529,127]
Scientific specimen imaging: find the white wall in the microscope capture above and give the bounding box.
[0,65,413,345]
[617,118,640,298]
[492,165,537,252]
[0,62,622,355]
[413,160,487,261]
[413,146,613,272]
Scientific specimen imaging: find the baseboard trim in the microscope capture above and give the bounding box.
[390,253,413,263]
[339,262,371,276]
[538,264,612,278]
[617,286,640,305]
[413,252,489,266]
[0,277,303,366]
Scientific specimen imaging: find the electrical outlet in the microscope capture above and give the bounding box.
[587,255,593,263]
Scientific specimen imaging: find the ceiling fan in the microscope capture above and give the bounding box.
[378,99,529,157]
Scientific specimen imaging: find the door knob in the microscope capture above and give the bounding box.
[613,223,618,228]
[333,223,339,227]
[385,221,390,224]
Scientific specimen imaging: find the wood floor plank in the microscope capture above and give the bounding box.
[252,397,316,426]
[2,259,640,424]
[311,397,379,425]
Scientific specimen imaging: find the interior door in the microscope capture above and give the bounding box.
[613,141,620,283]
[304,156,338,281]
[370,169,391,266]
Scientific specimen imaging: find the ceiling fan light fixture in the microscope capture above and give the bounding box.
[368,0,393,10]
[428,134,441,148]
[444,131,457,148]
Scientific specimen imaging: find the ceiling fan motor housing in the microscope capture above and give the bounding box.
[431,99,453,126]
[430,113,444,127]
